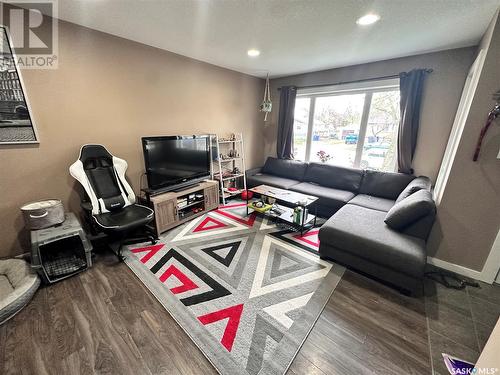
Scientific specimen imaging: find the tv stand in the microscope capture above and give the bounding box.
[141,179,206,199]
[172,183,199,193]
[147,180,219,235]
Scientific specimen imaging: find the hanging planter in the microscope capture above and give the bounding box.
[260,73,272,121]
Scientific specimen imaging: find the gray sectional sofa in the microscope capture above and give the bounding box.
[247,157,436,295]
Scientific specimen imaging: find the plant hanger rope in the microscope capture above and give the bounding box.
[260,73,272,121]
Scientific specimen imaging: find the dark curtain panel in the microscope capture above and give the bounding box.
[277,86,297,159]
[397,69,428,174]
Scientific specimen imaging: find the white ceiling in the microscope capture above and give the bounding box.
[52,0,499,78]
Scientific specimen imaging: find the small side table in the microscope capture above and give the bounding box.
[30,212,93,284]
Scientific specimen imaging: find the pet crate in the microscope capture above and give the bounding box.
[30,212,92,284]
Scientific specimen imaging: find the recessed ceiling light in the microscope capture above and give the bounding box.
[247,49,260,57]
[356,14,380,26]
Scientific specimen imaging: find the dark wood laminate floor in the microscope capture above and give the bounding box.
[1,252,497,375]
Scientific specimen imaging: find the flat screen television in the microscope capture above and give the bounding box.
[142,135,211,192]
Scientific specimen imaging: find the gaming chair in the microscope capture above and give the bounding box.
[69,144,156,260]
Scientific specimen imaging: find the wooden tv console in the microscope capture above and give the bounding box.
[146,180,219,235]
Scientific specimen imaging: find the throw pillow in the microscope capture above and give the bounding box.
[395,176,432,203]
[385,189,435,229]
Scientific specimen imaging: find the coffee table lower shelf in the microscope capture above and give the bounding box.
[247,203,317,235]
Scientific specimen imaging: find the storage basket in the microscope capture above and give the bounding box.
[21,199,65,230]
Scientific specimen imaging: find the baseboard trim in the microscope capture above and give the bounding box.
[427,256,493,284]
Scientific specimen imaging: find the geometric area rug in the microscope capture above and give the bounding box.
[123,202,345,375]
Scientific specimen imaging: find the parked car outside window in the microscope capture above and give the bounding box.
[345,134,358,144]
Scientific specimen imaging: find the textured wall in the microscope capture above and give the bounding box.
[0,20,265,258]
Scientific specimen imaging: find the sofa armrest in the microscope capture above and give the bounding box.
[246,167,262,178]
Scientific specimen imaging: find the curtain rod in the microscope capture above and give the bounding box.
[277,69,433,91]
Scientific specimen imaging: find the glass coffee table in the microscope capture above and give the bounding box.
[246,185,318,235]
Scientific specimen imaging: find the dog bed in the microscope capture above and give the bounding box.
[0,259,40,325]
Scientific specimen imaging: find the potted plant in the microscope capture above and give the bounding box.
[316,150,332,163]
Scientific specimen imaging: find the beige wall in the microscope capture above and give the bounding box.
[0,20,265,258]
[265,47,476,183]
[427,13,500,271]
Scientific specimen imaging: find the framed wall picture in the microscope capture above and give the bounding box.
[0,26,39,144]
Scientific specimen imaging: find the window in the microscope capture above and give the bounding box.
[293,97,310,161]
[292,79,400,172]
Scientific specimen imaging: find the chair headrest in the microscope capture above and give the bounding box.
[79,145,113,164]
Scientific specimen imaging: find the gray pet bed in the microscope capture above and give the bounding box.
[0,259,40,325]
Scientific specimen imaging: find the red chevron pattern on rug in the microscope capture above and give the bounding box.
[193,216,228,232]
[293,229,320,248]
[198,304,244,352]
[216,202,257,227]
[131,243,165,263]
[159,264,199,294]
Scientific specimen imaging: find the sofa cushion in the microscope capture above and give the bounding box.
[385,190,436,230]
[262,157,308,180]
[303,163,363,192]
[348,194,395,212]
[395,176,432,203]
[360,170,415,200]
[290,182,355,212]
[319,204,426,278]
[246,173,300,190]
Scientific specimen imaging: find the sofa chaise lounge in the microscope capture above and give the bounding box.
[246,157,436,294]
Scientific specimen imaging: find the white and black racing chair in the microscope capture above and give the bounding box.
[69,144,156,260]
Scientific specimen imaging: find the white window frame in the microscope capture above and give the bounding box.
[433,50,485,206]
[295,78,400,169]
